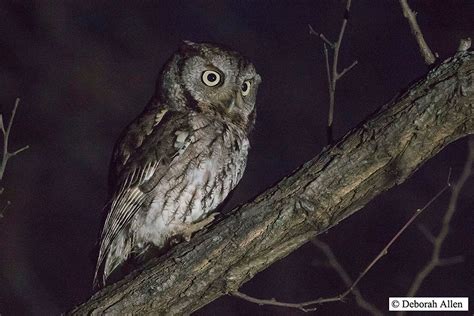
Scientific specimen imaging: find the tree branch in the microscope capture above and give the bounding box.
[0,98,29,181]
[404,137,473,298]
[309,0,358,144]
[399,0,436,65]
[0,98,29,220]
[311,239,382,316]
[69,51,474,315]
[308,24,334,48]
[233,168,450,313]
[233,184,447,314]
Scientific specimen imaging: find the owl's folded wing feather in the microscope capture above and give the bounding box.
[93,108,192,288]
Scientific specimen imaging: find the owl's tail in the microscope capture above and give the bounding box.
[93,231,133,290]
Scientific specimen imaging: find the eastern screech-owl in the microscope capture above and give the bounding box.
[93,41,261,288]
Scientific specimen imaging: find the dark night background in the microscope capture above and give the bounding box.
[0,1,473,315]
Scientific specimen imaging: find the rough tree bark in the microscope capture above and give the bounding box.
[69,51,474,315]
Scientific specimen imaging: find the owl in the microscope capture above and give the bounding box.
[93,41,261,289]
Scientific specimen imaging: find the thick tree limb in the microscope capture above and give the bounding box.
[70,51,474,315]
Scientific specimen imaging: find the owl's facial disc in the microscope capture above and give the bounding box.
[169,42,260,130]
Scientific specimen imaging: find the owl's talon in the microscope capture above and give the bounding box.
[182,212,218,242]
[169,236,182,246]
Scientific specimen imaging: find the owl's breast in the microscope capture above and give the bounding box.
[133,117,249,248]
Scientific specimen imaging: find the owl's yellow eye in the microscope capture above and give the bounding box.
[241,80,251,96]
[202,70,221,87]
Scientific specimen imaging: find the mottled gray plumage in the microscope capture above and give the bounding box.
[93,42,261,289]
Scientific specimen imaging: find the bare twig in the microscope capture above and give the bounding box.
[233,291,319,313]
[323,43,333,141]
[0,98,29,181]
[404,138,473,298]
[308,24,334,48]
[0,200,11,219]
[399,0,436,65]
[312,239,383,316]
[437,255,464,267]
[337,60,358,80]
[418,224,436,244]
[339,183,448,295]
[233,182,449,313]
[309,0,358,144]
[233,288,347,313]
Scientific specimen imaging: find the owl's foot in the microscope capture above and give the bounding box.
[182,212,218,242]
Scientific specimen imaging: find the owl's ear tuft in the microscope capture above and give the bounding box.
[183,40,196,46]
[181,40,200,54]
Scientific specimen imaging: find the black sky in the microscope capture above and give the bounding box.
[0,1,473,315]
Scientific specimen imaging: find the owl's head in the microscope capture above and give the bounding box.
[156,41,261,131]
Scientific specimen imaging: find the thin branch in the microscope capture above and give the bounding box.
[346,184,449,293]
[0,200,11,219]
[0,98,29,181]
[405,137,474,297]
[327,0,357,144]
[10,145,29,156]
[312,239,383,316]
[331,0,352,79]
[308,24,334,48]
[418,224,436,244]
[399,0,436,65]
[309,0,358,144]
[337,60,358,80]
[323,43,333,143]
[437,255,464,267]
[233,291,319,313]
[233,288,347,313]
[233,183,449,313]
[323,44,332,90]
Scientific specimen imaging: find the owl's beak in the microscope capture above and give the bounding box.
[226,90,242,112]
[227,98,236,111]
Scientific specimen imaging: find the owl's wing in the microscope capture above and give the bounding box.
[94,108,192,288]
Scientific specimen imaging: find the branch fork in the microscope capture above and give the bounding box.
[308,0,358,144]
[0,98,29,181]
